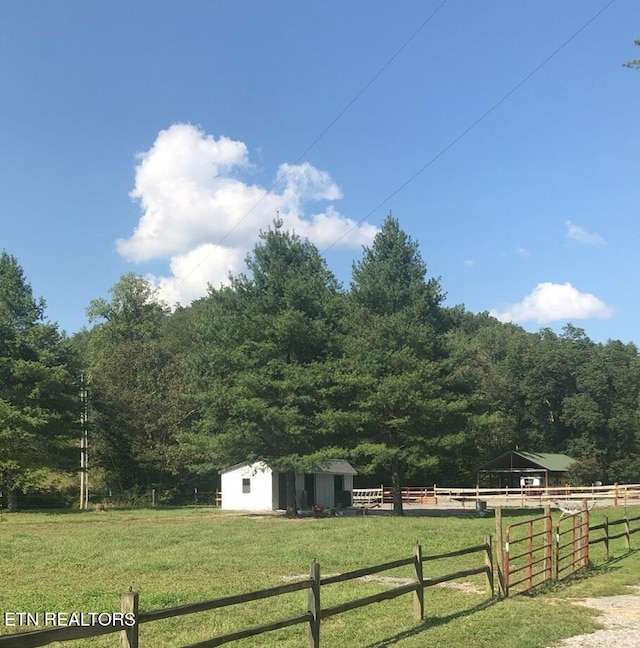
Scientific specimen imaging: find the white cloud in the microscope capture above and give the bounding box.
[295,206,378,248]
[565,220,605,245]
[463,259,475,267]
[491,282,612,324]
[117,123,376,305]
[515,247,530,257]
[277,162,343,203]
[147,244,244,307]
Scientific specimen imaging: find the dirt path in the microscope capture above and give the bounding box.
[552,587,640,647]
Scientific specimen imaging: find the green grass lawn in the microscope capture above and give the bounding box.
[1,505,639,647]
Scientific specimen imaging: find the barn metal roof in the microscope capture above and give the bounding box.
[478,451,575,472]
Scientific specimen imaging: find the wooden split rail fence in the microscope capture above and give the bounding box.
[588,511,640,560]
[0,538,493,648]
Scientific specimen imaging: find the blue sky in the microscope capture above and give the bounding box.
[1,1,638,343]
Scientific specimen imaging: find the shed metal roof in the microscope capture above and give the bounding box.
[219,459,357,475]
[313,459,357,475]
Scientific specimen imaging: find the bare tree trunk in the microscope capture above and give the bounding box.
[391,456,404,516]
[1,472,18,512]
[286,470,298,518]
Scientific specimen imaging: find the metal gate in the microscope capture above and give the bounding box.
[555,509,589,580]
[501,508,553,595]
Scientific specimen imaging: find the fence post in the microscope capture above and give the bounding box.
[581,500,590,567]
[604,515,609,561]
[625,513,631,551]
[413,541,424,621]
[484,533,494,597]
[554,514,559,581]
[495,507,505,596]
[308,560,320,648]
[120,588,139,648]
[543,505,552,582]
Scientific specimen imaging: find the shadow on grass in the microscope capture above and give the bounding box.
[360,507,552,519]
[363,598,498,647]
[363,548,640,646]
[501,548,640,599]
[0,507,83,516]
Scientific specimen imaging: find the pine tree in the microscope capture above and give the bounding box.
[185,220,342,516]
[0,252,79,511]
[344,216,451,514]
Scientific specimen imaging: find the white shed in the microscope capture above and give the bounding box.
[219,459,357,511]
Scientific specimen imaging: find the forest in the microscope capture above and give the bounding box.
[2,216,639,512]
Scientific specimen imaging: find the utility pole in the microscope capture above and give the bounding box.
[79,372,89,510]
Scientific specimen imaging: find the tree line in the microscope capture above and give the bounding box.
[2,217,639,513]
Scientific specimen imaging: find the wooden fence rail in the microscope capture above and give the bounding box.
[351,482,640,508]
[422,538,495,597]
[0,595,137,648]
[0,538,493,648]
[351,487,436,506]
[589,512,640,560]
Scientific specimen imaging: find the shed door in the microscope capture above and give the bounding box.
[304,473,315,507]
[277,473,287,510]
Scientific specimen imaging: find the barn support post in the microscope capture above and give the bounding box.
[308,560,320,648]
[120,588,139,648]
[413,541,424,621]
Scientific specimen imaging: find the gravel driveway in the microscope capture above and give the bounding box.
[551,587,640,647]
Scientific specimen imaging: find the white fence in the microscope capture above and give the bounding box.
[352,483,640,508]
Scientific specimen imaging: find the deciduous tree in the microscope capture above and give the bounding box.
[85,274,195,497]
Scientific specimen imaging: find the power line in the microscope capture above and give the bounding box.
[278,0,450,176]
[162,1,450,300]
[322,0,618,253]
